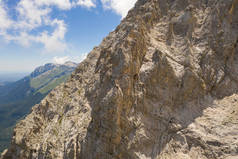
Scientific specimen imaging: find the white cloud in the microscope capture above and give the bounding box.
[0,0,97,53]
[101,0,137,18]
[2,19,67,52]
[75,0,96,8]
[35,0,72,10]
[0,0,68,52]
[53,53,87,64]
[16,0,51,30]
[35,19,68,52]
[0,1,12,31]
[53,56,70,64]
[0,0,136,53]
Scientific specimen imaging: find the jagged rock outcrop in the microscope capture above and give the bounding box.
[1,0,238,158]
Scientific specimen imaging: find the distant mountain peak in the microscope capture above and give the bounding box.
[62,61,78,67]
[30,61,77,78]
[30,63,57,78]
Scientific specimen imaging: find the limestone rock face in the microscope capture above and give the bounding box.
[1,0,238,158]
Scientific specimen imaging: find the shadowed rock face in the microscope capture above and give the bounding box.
[1,0,238,158]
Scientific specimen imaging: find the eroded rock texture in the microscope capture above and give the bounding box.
[1,0,238,158]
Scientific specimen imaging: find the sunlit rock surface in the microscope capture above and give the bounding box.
[1,0,238,158]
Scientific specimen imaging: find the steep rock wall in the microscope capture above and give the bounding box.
[1,0,238,158]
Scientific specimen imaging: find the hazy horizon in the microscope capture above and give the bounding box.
[0,72,30,82]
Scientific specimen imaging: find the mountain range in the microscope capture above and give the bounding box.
[0,61,77,152]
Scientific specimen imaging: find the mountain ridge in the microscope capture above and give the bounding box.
[30,62,77,79]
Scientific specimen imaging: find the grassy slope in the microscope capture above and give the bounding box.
[31,67,68,89]
[37,74,70,94]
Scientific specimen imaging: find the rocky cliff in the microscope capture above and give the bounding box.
[1,0,238,158]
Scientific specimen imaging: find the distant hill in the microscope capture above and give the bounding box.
[0,72,29,86]
[0,82,11,87]
[0,62,77,152]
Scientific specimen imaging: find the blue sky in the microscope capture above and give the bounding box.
[0,0,137,73]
